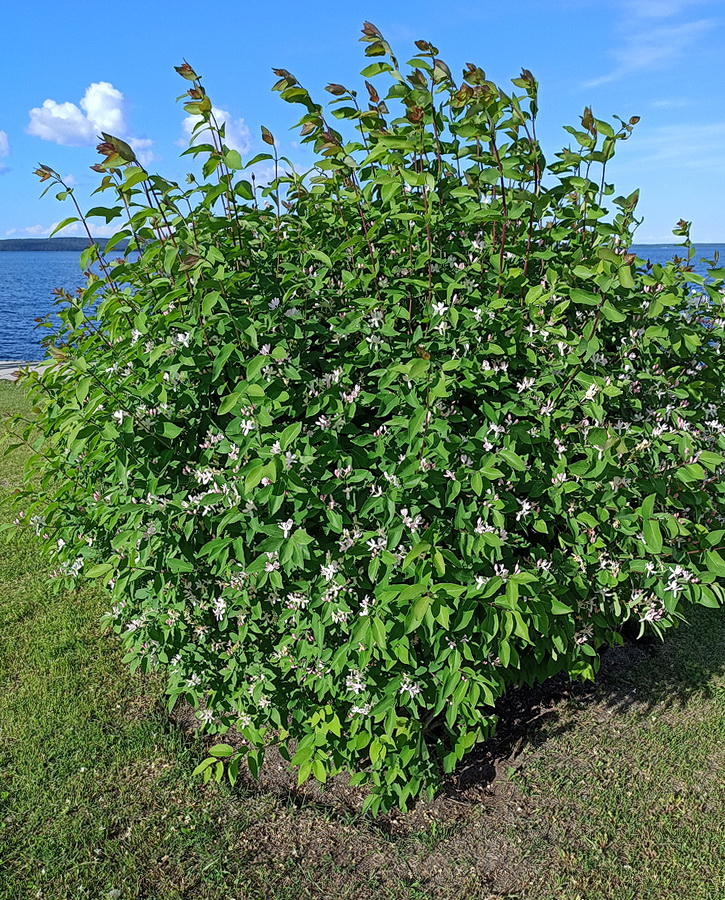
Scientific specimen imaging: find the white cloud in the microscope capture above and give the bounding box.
[129,136,156,166]
[9,221,83,238]
[622,0,712,17]
[587,18,715,86]
[586,0,717,88]
[181,106,251,155]
[79,82,125,133]
[248,163,279,186]
[92,223,122,237]
[27,82,153,161]
[28,97,98,146]
[618,121,725,169]
[651,98,689,108]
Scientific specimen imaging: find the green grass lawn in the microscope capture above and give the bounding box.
[1,379,724,900]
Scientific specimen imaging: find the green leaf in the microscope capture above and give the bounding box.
[306,249,333,268]
[641,493,656,521]
[280,421,302,450]
[224,149,243,169]
[86,206,123,223]
[192,758,215,776]
[403,541,430,570]
[549,598,573,615]
[85,563,113,579]
[167,557,195,573]
[244,462,265,492]
[408,407,426,443]
[601,301,626,322]
[642,518,663,554]
[499,448,526,471]
[311,758,327,783]
[49,217,80,237]
[433,550,446,576]
[705,550,725,577]
[371,617,387,650]
[569,288,600,306]
[406,594,431,632]
[209,743,236,757]
[218,393,241,415]
[618,265,635,289]
[161,422,183,439]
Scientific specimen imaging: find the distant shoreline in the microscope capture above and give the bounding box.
[0,237,721,253]
[0,238,128,252]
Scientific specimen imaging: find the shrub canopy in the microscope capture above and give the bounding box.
[10,24,725,812]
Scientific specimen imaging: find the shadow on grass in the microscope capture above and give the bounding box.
[445,604,725,799]
[166,604,725,827]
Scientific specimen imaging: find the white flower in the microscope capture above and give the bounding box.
[212,597,227,621]
[279,519,294,538]
[175,332,191,347]
[400,674,422,699]
[320,562,338,581]
[260,343,271,355]
[517,377,535,393]
[401,508,424,532]
[431,301,448,317]
[240,419,255,436]
[338,528,361,552]
[270,440,282,455]
[346,670,366,694]
[268,297,280,310]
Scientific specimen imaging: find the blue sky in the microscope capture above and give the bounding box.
[1,0,723,244]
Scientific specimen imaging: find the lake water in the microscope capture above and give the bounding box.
[0,244,723,360]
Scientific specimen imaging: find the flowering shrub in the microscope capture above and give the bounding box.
[8,24,725,813]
